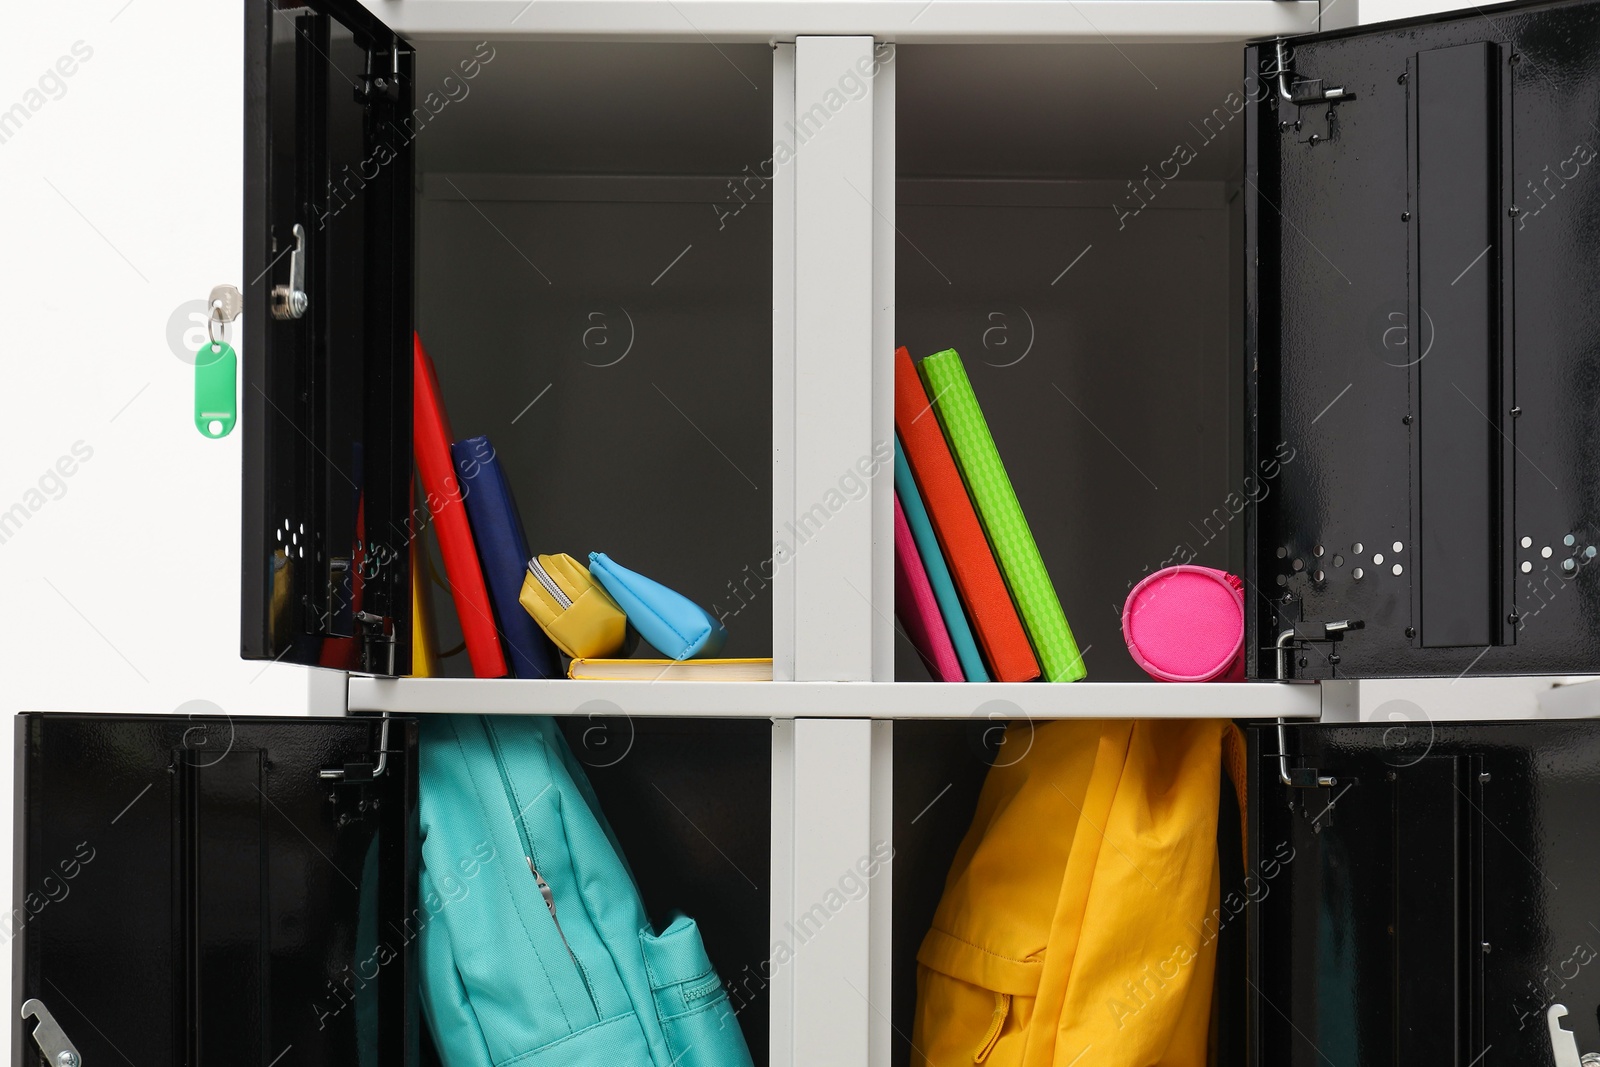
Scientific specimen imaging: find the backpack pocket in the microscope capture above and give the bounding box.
[913,927,1042,1067]
[498,1012,655,1067]
[638,913,755,1067]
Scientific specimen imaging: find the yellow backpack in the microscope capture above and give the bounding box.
[912,719,1246,1067]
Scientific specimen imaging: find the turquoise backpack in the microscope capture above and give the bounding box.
[418,715,756,1067]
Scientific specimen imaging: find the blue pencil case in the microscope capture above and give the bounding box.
[587,552,727,661]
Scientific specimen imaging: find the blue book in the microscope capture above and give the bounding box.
[894,434,989,681]
[452,436,561,679]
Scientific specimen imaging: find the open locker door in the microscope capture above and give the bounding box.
[12,713,419,1067]
[1250,720,1600,1067]
[1245,0,1600,679]
[242,0,414,676]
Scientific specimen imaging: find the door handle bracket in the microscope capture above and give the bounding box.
[270,223,308,320]
[21,998,82,1067]
[1549,1004,1600,1067]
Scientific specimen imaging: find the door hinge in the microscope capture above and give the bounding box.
[320,710,391,783]
[21,999,82,1067]
[1264,38,1355,145]
[356,610,397,676]
[1275,617,1364,681]
[1275,619,1363,791]
[356,45,405,104]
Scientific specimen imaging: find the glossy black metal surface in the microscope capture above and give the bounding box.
[1249,720,1600,1067]
[243,0,413,674]
[1246,0,1600,677]
[12,714,418,1067]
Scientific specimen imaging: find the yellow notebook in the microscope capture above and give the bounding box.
[567,658,772,681]
[410,532,442,678]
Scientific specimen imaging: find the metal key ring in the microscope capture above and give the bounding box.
[207,300,226,348]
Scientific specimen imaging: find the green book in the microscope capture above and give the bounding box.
[917,349,1086,682]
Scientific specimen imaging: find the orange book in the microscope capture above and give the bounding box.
[414,334,507,678]
[894,346,1040,682]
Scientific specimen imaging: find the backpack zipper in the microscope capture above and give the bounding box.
[528,857,590,983]
[482,720,600,1017]
[527,556,573,609]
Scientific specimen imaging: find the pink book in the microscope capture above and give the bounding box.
[894,494,965,682]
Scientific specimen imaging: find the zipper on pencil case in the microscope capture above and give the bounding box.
[482,720,600,1015]
[527,556,573,609]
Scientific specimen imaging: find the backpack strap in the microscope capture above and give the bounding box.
[1222,721,1248,873]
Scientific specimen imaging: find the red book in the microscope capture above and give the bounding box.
[414,334,508,678]
[894,346,1041,682]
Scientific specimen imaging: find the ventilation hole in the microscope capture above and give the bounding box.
[1353,542,1365,554]
[1276,546,1289,558]
[1373,553,1385,565]
[1565,534,1578,547]
[1293,558,1305,572]
[1392,563,1403,576]
[1393,541,1404,553]
[1313,544,1325,558]
[276,528,283,542]
[1315,569,1326,582]
[298,545,305,558]
[1522,560,1534,573]
[1353,567,1365,580]
[1542,546,1553,558]
[1563,558,1578,573]
[1276,574,1288,586]
[1333,553,1345,567]
[1522,536,1533,548]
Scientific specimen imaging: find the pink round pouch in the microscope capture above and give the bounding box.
[1122,565,1245,682]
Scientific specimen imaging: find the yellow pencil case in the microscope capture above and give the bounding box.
[519,553,630,660]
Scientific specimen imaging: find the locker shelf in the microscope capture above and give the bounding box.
[347,676,1332,718]
[381,1,1322,42]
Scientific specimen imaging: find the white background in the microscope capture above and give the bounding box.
[0,0,1574,1037]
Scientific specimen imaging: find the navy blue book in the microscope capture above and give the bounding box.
[451,435,561,679]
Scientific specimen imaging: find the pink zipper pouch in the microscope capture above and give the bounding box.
[1121,565,1245,682]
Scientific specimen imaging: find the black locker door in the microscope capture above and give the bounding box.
[12,714,418,1067]
[241,0,414,676]
[1249,720,1600,1067]
[1245,0,1600,679]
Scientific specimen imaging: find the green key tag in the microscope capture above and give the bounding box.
[195,340,238,438]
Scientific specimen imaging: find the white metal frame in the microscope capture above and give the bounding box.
[345,8,1369,1065]
[374,2,1325,42]
[347,676,1332,718]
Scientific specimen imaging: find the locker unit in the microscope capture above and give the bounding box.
[18,0,1600,1065]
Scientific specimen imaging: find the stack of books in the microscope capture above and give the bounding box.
[413,334,561,680]
[894,347,1086,683]
[413,333,771,683]
[410,333,1080,684]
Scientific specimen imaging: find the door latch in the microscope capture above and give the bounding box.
[1549,1004,1600,1067]
[21,999,82,1067]
[270,223,308,320]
